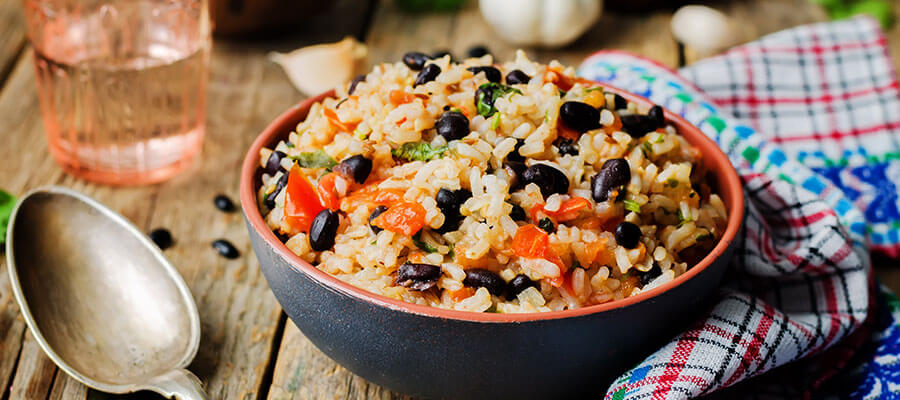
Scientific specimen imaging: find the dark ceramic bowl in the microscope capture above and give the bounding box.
[240,85,744,399]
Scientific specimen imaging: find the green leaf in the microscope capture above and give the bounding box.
[666,178,679,188]
[0,189,15,246]
[391,142,449,161]
[291,150,337,169]
[624,199,641,213]
[412,232,438,253]
[491,113,501,130]
[476,83,522,117]
[677,209,692,227]
[584,86,605,93]
[641,141,653,156]
[538,217,555,234]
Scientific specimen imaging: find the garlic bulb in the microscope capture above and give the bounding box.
[270,37,368,96]
[670,5,742,57]
[479,0,603,48]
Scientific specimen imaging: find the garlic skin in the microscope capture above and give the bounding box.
[671,5,742,57]
[479,0,603,48]
[270,37,368,96]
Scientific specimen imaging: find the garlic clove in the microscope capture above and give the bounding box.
[270,36,368,96]
[671,5,742,57]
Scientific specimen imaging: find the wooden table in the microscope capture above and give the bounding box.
[1,0,898,398]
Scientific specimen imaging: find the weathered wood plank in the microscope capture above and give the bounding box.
[0,0,26,86]
[8,331,57,399]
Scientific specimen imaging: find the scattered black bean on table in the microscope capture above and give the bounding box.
[591,158,631,202]
[397,263,442,291]
[505,69,531,85]
[614,221,642,249]
[149,228,173,250]
[214,194,235,212]
[435,111,470,141]
[212,239,240,259]
[463,268,506,296]
[414,63,441,87]
[522,163,569,198]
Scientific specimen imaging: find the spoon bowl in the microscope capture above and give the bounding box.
[6,186,206,399]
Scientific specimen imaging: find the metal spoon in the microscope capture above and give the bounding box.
[5,186,207,399]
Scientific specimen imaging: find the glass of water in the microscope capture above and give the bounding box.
[23,0,211,185]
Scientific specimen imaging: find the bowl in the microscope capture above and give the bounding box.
[240,84,744,399]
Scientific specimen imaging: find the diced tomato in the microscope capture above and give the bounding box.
[323,107,357,132]
[316,172,341,210]
[370,202,426,236]
[284,165,325,232]
[546,274,565,288]
[339,185,404,211]
[389,90,428,105]
[544,69,589,92]
[373,188,405,205]
[448,287,475,302]
[557,121,581,141]
[512,224,549,259]
[546,197,592,222]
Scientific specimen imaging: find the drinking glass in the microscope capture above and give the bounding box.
[23,0,211,185]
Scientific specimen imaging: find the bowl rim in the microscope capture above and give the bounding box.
[240,82,744,323]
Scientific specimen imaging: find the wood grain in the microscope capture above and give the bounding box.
[0,0,26,87]
[8,332,57,400]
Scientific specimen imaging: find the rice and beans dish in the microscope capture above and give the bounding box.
[256,51,728,313]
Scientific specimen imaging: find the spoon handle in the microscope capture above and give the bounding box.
[148,369,208,400]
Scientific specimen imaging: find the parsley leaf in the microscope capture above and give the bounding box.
[624,199,641,213]
[641,141,653,156]
[666,178,679,188]
[491,113,501,130]
[0,189,14,246]
[476,83,522,117]
[538,217,555,234]
[391,142,449,161]
[412,232,439,253]
[291,150,337,169]
[677,209,693,226]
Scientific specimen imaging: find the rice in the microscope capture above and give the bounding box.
[256,50,728,313]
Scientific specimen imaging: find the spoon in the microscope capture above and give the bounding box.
[5,186,207,399]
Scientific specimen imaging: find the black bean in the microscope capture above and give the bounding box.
[506,139,526,162]
[466,45,490,58]
[435,188,471,234]
[463,268,506,296]
[474,84,494,111]
[213,194,235,212]
[334,155,373,184]
[348,74,366,95]
[466,66,501,83]
[402,51,430,70]
[436,188,462,211]
[559,101,601,134]
[648,105,665,129]
[505,69,531,85]
[264,172,290,209]
[503,161,527,192]
[414,64,441,87]
[431,49,453,61]
[591,158,631,202]
[639,263,662,287]
[149,228,173,250]
[523,164,569,198]
[620,114,658,138]
[555,138,578,156]
[309,209,340,251]
[435,111,470,141]
[613,93,628,110]
[212,239,240,259]
[509,203,527,221]
[275,231,291,243]
[369,205,388,234]
[507,274,537,299]
[264,150,287,175]
[397,263,442,291]
[538,217,555,234]
[614,222,642,249]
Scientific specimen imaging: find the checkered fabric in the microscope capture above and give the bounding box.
[576,16,897,399]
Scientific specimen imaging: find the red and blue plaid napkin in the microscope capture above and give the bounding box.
[579,16,900,399]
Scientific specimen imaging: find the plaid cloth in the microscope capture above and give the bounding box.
[577,16,900,399]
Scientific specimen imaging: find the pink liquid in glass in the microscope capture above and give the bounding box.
[25,0,211,185]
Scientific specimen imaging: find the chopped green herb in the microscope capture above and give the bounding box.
[538,217,555,234]
[370,240,377,245]
[391,142,449,161]
[354,129,368,140]
[696,232,714,241]
[544,109,550,122]
[491,113,501,130]
[571,259,583,270]
[486,304,500,313]
[0,189,14,246]
[476,83,522,117]
[412,232,439,253]
[624,199,641,213]
[285,142,295,148]
[654,134,665,143]
[641,141,653,156]
[450,107,463,113]
[558,89,567,97]
[448,247,455,260]
[585,86,605,92]
[291,150,337,169]
[666,178,679,188]
[677,209,693,227]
